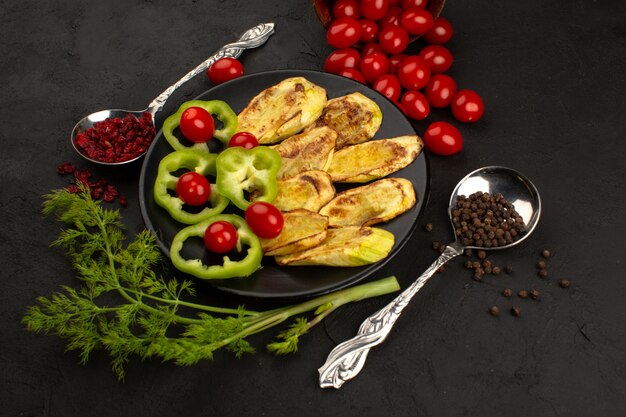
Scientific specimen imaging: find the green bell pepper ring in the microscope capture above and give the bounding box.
[216,146,282,211]
[153,149,229,224]
[163,99,238,151]
[170,214,262,280]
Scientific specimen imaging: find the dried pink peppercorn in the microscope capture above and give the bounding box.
[74,112,156,163]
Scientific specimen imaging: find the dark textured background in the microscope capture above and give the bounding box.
[1,1,625,416]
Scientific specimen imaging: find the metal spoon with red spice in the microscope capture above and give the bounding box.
[71,22,275,166]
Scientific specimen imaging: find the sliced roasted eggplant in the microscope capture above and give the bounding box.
[260,209,328,256]
[273,170,336,212]
[271,126,336,179]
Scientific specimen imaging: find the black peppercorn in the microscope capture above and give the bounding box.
[511,307,521,317]
[518,290,529,299]
[536,260,547,269]
[502,288,513,297]
[489,306,500,317]
[530,289,540,300]
[492,266,502,275]
[424,223,433,232]
[505,265,513,274]
[538,269,548,278]
[559,279,571,288]
[542,249,551,258]
[477,250,487,259]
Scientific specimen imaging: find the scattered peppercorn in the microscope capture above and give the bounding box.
[472,261,481,269]
[424,223,433,232]
[477,250,487,259]
[492,266,502,275]
[464,249,473,257]
[542,249,551,258]
[473,272,483,282]
[538,269,549,278]
[432,241,440,250]
[518,290,529,299]
[464,260,474,269]
[505,265,513,274]
[511,307,521,317]
[530,289,540,300]
[559,279,571,288]
[489,306,500,317]
[536,260,547,269]
[484,266,493,274]
[482,260,492,269]
[502,288,513,297]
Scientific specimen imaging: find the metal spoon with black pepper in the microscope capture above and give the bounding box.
[319,166,541,389]
[70,22,275,166]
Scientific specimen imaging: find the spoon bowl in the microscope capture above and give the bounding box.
[449,165,541,251]
[319,166,541,389]
[69,23,276,166]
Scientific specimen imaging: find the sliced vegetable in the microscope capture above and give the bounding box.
[215,146,282,210]
[170,214,262,280]
[154,149,228,224]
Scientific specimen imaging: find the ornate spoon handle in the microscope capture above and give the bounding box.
[147,22,275,116]
[318,241,464,389]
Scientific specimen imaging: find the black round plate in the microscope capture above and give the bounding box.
[139,69,429,300]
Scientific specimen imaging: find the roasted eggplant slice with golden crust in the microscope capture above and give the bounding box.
[319,178,416,227]
[237,77,327,144]
[274,226,395,266]
[260,209,328,256]
[273,170,336,212]
[327,135,423,183]
[305,92,382,149]
[271,126,337,179]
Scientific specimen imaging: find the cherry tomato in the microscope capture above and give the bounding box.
[423,121,463,155]
[359,0,390,21]
[400,7,434,35]
[245,202,284,239]
[339,68,367,83]
[378,25,409,54]
[401,0,428,9]
[398,55,430,90]
[451,89,485,122]
[207,57,244,85]
[359,18,380,43]
[400,90,430,120]
[373,74,402,101]
[204,221,238,254]
[326,17,362,48]
[388,53,407,74]
[424,74,457,108]
[176,172,211,206]
[362,42,385,56]
[333,0,361,19]
[324,48,361,74]
[180,107,215,143]
[419,45,453,73]
[228,132,259,149]
[422,17,453,44]
[389,0,401,6]
[360,52,391,84]
[380,6,403,27]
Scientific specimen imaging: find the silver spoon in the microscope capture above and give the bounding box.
[318,166,542,389]
[70,22,275,166]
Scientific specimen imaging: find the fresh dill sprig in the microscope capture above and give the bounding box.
[23,186,400,381]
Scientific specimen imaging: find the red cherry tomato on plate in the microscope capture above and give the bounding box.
[424,74,457,108]
[326,17,362,48]
[176,172,211,206]
[204,221,238,254]
[378,25,409,54]
[362,42,385,56]
[400,90,430,120]
[339,68,367,83]
[402,0,428,9]
[324,48,361,74]
[228,132,259,149]
[207,57,244,85]
[180,107,215,143]
[245,202,284,239]
[451,89,485,122]
[397,55,430,90]
[373,74,402,101]
[380,6,403,27]
[359,18,380,43]
[423,121,463,155]
[419,45,453,73]
[400,7,434,35]
[422,17,453,44]
[333,0,361,19]
[359,0,390,21]
[360,52,391,84]
[388,53,407,74]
